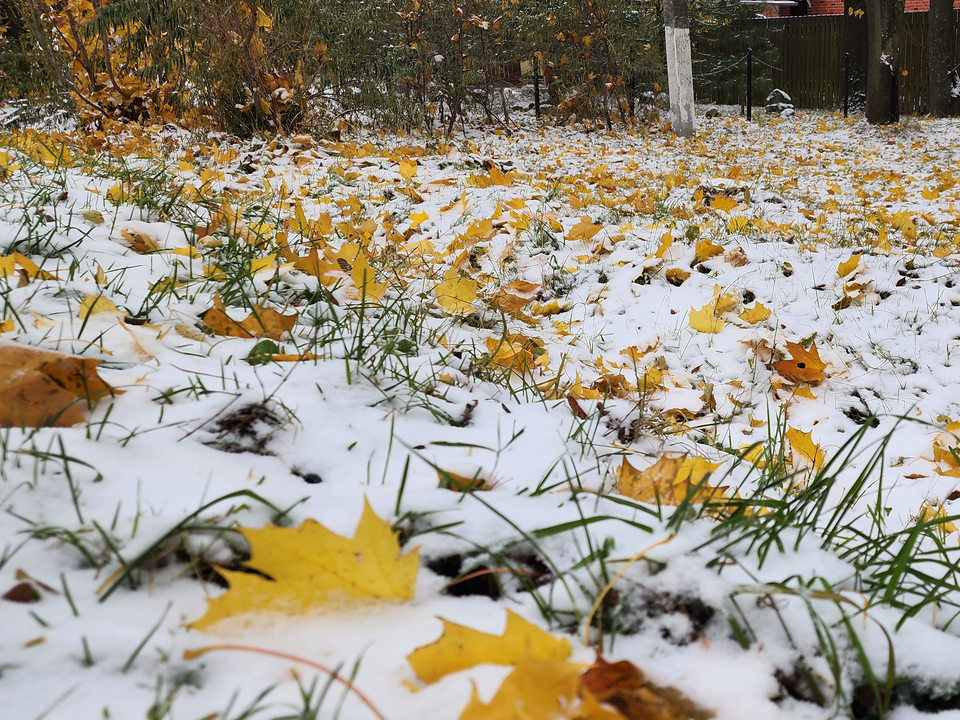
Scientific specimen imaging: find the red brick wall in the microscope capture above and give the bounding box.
[764,0,959,15]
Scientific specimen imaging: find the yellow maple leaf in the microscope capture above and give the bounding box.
[710,194,738,213]
[738,302,771,324]
[459,657,586,720]
[0,317,14,333]
[694,239,724,264]
[190,498,418,630]
[567,216,602,243]
[617,456,723,506]
[435,270,478,314]
[409,210,429,228]
[407,610,571,684]
[78,294,121,318]
[837,254,860,278]
[786,427,825,470]
[689,303,724,334]
[399,159,418,180]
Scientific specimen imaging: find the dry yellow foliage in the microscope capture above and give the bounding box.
[567,216,603,243]
[617,456,723,505]
[689,304,724,334]
[407,610,571,684]
[694,239,724,264]
[738,302,771,324]
[190,498,418,630]
[709,194,738,213]
[786,427,825,470]
[435,270,479,314]
[458,657,596,720]
[78,295,121,318]
[837,254,861,278]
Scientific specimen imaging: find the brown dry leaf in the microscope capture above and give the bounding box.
[665,268,690,286]
[773,341,827,385]
[120,227,161,253]
[581,656,713,720]
[724,247,748,267]
[0,343,116,427]
[203,296,298,340]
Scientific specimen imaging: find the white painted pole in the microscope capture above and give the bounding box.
[664,0,695,137]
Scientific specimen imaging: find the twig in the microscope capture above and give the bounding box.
[183,644,388,720]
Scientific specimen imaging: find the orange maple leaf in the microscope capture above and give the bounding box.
[773,341,827,385]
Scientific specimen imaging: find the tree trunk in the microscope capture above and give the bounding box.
[663,0,695,136]
[843,0,869,112]
[865,0,905,124]
[928,0,954,116]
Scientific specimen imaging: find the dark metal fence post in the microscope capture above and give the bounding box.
[746,48,753,121]
[843,51,850,118]
[533,56,541,119]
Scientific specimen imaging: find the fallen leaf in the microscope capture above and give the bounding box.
[724,246,748,267]
[458,657,586,720]
[0,343,116,427]
[689,304,724,334]
[203,296,298,340]
[709,195,738,213]
[694,239,724,264]
[121,227,161,253]
[786,427,825,470]
[79,209,105,225]
[190,498,418,630]
[837,254,861,278]
[78,294,121,318]
[665,268,690,286]
[773,341,827,384]
[568,216,603,243]
[617,456,723,506]
[408,610,572,684]
[581,656,713,720]
[435,270,478,314]
[738,302,771,324]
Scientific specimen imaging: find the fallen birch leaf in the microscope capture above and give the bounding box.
[407,610,572,684]
[190,498,418,630]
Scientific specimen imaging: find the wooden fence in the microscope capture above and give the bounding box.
[700,11,959,114]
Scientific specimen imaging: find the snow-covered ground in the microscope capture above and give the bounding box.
[4,109,960,719]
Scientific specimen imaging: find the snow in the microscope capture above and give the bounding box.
[4,108,960,718]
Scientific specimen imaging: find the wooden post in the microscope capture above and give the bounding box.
[663,0,695,137]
